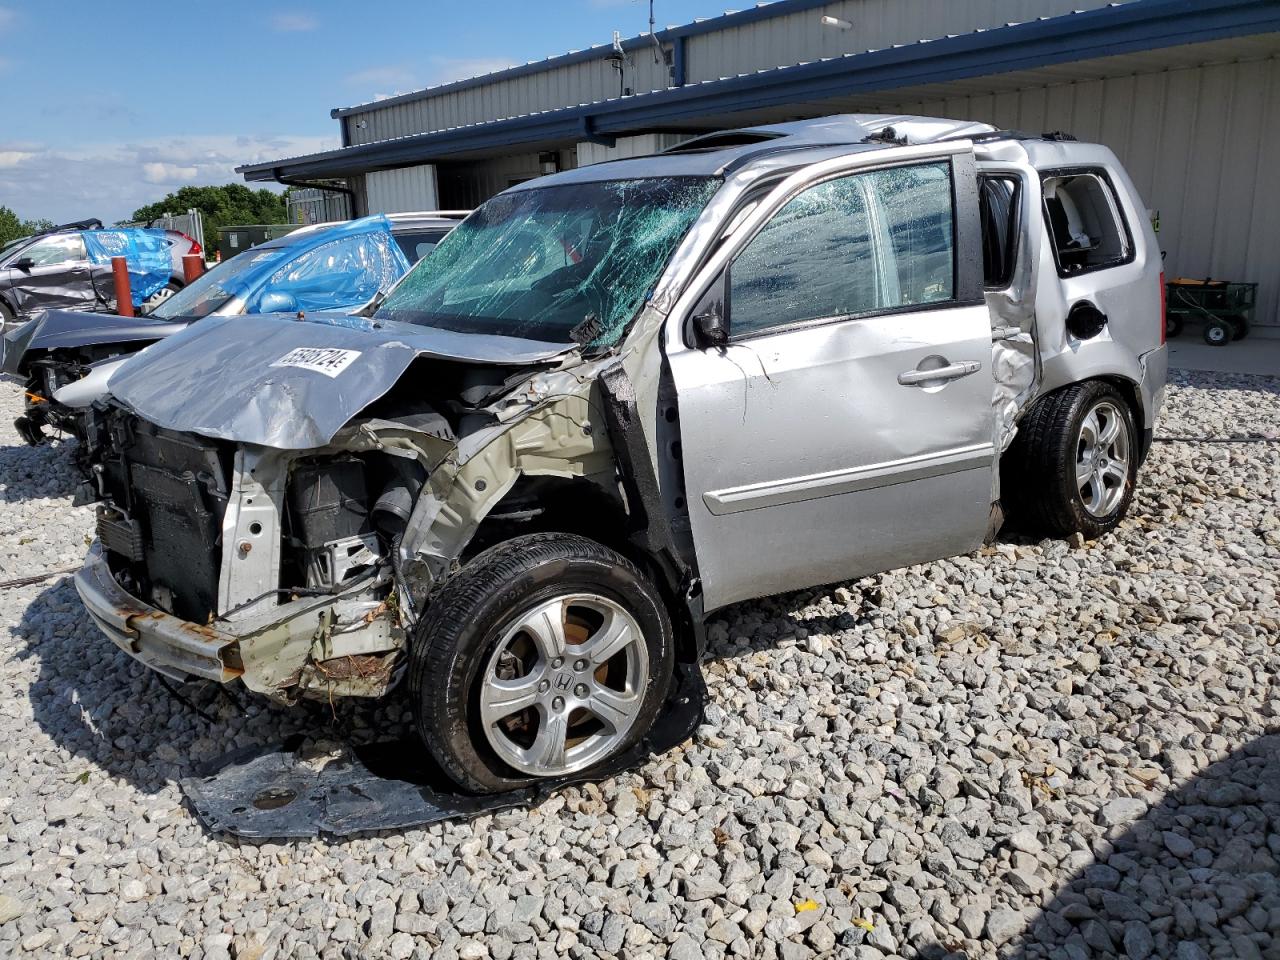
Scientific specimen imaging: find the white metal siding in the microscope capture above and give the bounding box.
[685,0,1121,84]
[364,164,440,214]
[348,52,673,146]
[343,0,1132,144]
[876,56,1280,328]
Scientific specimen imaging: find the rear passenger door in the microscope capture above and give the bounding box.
[667,147,998,610]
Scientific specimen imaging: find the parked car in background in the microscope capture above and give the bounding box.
[0,219,201,326]
[384,210,469,262]
[70,115,1167,794]
[1,212,463,444]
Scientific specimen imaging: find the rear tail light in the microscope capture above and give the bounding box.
[1159,271,1166,345]
[181,233,202,256]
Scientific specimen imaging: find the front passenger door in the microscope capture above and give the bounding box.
[8,233,97,313]
[667,151,998,610]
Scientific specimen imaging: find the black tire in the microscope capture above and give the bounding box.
[141,280,182,314]
[0,299,13,331]
[1002,381,1138,540]
[1164,314,1183,338]
[1203,320,1231,346]
[409,532,675,794]
[1227,314,1249,341]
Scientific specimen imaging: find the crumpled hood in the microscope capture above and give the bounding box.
[1,308,189,377]
[107,312,574,450]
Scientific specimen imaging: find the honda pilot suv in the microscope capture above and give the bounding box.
[74,115,1166,793]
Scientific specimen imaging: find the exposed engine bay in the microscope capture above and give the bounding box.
[77,347,666,703]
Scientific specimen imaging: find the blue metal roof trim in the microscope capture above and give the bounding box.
[329,0,832,119]
[243,0,1280,181]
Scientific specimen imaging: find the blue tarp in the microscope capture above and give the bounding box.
[246,216,409,313]
[82,229,172,307]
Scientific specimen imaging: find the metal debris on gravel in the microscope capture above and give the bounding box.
[0,369,1277,959]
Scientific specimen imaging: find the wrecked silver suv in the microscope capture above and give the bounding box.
[76,115,1167,793]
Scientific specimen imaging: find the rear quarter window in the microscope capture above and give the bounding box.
[1042,169,1132,276]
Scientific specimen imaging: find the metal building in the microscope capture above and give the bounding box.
[240,0,1280,329]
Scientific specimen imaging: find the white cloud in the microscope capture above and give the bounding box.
[0,134,338,224]
[271,12,318,32]
[141,162,199,184]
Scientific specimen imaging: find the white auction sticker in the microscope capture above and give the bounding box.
[270,347,362,378]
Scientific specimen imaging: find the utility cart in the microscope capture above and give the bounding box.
[1165,278,1257,346]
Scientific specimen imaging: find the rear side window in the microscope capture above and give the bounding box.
[394,229,450,263]
[979,176,1020,287]
[1042,171,1131,276]
[729,161,954,338]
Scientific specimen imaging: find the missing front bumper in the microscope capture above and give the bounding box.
[75,543,242,682]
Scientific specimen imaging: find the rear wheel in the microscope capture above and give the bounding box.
[1002,381,1138,540]
[141,281,181,314]
[409,533,675,793]
[1227,314,1250,341]
[1164,314,1183,338]
[0,299,13,331]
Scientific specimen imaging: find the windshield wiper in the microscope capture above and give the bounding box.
[569,313,602,346]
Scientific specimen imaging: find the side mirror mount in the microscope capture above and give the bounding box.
[11,257,34,272]
[690,270,730,349]
[257,290,299,315]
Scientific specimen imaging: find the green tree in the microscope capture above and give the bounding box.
[131,184,289,250]
[0,205,53,247]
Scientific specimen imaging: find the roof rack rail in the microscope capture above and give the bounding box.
[35,218,103,237]
[661,130,784,153]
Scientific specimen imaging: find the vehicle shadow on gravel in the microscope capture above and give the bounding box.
[910,733,1280,960]
[0,436,82,503]
[11,577,418,800]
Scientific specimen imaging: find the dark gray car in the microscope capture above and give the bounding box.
[0,220,200,327]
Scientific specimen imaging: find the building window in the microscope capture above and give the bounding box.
[1042,171,1131,275]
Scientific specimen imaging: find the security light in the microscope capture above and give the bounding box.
[821,15,852,29]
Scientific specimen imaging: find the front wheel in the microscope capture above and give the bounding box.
[409,533,675,793]
[1203,320,1231,346]
[1002,381,1138,540]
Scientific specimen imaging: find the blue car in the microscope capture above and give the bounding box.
[2,212,463,444]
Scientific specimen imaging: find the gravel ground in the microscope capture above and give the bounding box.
[1,370,1278,960]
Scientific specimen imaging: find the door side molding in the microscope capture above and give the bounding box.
[703,441,994,516]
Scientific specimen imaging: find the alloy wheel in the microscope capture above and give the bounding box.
[1075,400,1130,517]
[478,593,649,777]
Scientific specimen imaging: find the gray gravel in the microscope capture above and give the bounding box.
[1,369,1278,960]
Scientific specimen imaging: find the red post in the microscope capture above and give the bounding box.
[182,253,205,284]
[111,257,134,317]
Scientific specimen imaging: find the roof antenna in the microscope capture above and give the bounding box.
[648,0,663,65]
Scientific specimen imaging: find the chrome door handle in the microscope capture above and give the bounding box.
[897,360,982,386]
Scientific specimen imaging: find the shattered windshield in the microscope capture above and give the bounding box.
[375,177,719,346]
[150,247,289,320]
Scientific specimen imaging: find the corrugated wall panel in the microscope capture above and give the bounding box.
[341,0,1132,142]
[685,0,1121,84]
[347,51,674,145]
[880,57,1280,327]
[364,164,440,214]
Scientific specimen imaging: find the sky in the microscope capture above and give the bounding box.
[0,0,742,224]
